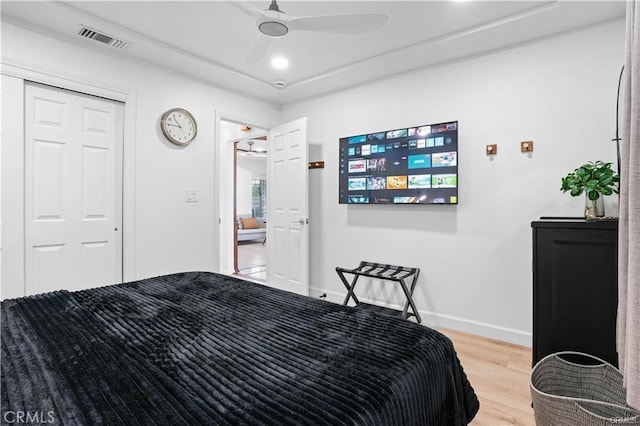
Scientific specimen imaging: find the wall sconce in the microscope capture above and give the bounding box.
[521,141,534,152]
[486,144,497,155]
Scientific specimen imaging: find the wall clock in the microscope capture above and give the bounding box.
[160,108,197,146]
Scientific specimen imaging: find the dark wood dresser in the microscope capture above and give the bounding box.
[531,218,618,366]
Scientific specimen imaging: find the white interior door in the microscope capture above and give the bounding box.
[267,117,308,295]
[24,82,123,295]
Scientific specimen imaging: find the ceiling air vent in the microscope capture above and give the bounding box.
[76,26,129,49]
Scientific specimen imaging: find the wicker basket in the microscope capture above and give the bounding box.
[530,351,640,425]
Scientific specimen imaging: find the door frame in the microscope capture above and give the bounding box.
[1,61,136,299]
[214,112,272,276]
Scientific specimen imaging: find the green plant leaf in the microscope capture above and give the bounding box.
[599,175,614,186]
[561,160,620,198]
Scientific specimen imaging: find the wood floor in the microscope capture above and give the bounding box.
[237,241,267,281]
[438,328,535,425]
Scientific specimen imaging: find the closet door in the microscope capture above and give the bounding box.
[24,82,123,294]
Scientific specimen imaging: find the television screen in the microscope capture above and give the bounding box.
[338,121,458,204]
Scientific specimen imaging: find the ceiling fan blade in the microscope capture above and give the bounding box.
[288,13,389,34]
[231,1,266,19]
[246,35,272,64]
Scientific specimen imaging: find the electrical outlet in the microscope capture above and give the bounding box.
[185,190,198,203]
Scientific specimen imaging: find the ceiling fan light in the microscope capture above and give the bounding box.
[271,56,289,70]
[259,20,288,37]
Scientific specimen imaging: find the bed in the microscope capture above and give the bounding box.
[1,271,479,425]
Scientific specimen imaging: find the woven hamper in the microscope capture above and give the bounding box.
[530,351,640,425]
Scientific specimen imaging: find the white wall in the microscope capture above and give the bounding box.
[282,20,625,345]
[1,22,281,297]
[237,156,267,216]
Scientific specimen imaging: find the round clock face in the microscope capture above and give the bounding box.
[160,108,197,146]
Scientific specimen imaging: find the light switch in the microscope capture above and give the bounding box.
[185,190,198,203]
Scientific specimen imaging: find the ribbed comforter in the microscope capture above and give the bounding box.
[1,271,479,425]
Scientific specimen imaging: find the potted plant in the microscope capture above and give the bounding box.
[560,161,620,218]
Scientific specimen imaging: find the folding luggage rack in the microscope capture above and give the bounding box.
[336,261,421,323]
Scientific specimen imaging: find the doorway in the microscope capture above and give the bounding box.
[235,135,268,281]
[216,115,309,295]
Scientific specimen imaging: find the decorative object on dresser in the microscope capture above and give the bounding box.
[531,218,618,367]
[560,161,620,218]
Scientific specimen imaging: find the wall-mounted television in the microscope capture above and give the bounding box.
[339,121,458,204]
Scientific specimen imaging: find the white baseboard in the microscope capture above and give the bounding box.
[308,285,532,347]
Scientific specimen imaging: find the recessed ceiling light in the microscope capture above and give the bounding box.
[271,56,289,70]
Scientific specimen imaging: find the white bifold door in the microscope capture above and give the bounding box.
[24,82,123,295]
[267,117,309,295]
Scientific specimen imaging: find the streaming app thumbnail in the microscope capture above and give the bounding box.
[348,147,355,156]
[348,178,366,190]
[431,123,448,133]
[377,145,386,153]
[367,132,385,141]
[366,176,386,190]
[361,144,371,156]
[348,135,366,143]
[435,137,445,147]
[348,160,366,173]
[372,196,393,204]
[446,122,457,131]
[417,139,426,149]
[348,196,369,204]
[409,125,430,137]
[426,138,435,147]
[387,129,408,139]
[409,140,418,149]
[408,174,431,189]
[432,152,457,167]
[367,158,386,172]
[394,196,416,203]
[388,157,406,173]
[450,196,458,203]
[386,175,408,189]
[408,154,432,169]
[432,174,457,188]
[371,145,378,154]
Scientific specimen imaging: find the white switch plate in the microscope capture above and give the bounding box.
[185,190,198,203]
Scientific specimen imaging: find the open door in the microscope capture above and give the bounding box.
[266,117,308,295]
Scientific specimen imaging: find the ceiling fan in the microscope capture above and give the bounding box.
[237,140,267,156]
[235,0,390,64]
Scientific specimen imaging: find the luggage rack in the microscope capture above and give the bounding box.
[336,261,421,323]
